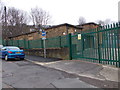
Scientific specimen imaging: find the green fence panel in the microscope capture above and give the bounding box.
[46,36,61,48]
[8,40,13,46]
[2,40,7,46]
[19,40,25,48]
[61,35,68,47]
[25,40,29,49]
[29,39,43,49]
[12,40,19,47]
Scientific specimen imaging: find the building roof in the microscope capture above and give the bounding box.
[8,23,82,38]
[8,30,38,38]
[44,23,82,30]
[77,22,99,26]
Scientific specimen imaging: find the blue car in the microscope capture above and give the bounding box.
[0,46,25,60]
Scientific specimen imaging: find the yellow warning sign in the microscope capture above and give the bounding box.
[78,34,81,40]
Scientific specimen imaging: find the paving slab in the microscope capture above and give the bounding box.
[52,78,98,88]
[2,83,14,89]
[26,56,119,82]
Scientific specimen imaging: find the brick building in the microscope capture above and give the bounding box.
[77,22,99,31]
[8,23,99,40]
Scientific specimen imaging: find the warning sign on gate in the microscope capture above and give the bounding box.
[78,34,81,40]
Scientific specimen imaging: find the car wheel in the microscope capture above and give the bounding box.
[5,55,8,61]
[20,58,24,60]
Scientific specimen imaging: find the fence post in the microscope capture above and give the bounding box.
[117,23,120,67]
[59,36,61,47]
[81,34,84,56]
[68,34,72,60]
[97,27,101,63]
[28,40,30,49]
[17,40,19,47]
[24,39,26,49]
[6,40,8,46]
[41,38,43,48]
[12,39,13,46]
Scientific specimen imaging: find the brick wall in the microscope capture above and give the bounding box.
[46,26,82,38]
[24,47,69,60]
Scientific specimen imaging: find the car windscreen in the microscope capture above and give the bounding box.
[7,47,20,50]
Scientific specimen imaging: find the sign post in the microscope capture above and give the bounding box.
[42,31,46,58]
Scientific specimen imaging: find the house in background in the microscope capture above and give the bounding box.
[77,22,99,30]
[45,23,82,38]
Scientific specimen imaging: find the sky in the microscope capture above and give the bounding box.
[1,0,120,25]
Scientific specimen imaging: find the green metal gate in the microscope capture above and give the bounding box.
[71,23,120,67]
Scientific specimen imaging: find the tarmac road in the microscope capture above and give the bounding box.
[1,58,118,89]
[1,59,99,89]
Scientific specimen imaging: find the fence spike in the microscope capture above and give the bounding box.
[110,24,112,28]
[118,22,120,27]
[116,23,119,27]
[113,23,116,28]
[105,25,107,29]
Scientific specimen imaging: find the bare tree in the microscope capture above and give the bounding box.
[6,7,29,26]
[96,19,112,26]
[30,7,51,25]
[0,1,4,23]
[0,1,3,40]
[97,20,105,26]
[1,7,29,38]
[104,19,111,25]
[78,17,86,25]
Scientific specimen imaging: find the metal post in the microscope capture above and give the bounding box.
[43,39,46,58]
[4,6,8,45]
[97,27,101,63]
[68,34,72,60]
[38,25,47,58]
[117,23,120,67]
[4,6,7,31]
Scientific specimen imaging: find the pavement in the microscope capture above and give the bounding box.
[25,55,120,83]
[2,83,14,89]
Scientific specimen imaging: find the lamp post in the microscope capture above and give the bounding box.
[4,6,8,45]
[4,6,7,28]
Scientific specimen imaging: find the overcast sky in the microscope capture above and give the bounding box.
[1,0,120,25]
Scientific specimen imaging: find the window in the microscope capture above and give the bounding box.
[30,29,35,32]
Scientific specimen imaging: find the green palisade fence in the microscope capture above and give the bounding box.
[2,35,69,49]
[61,35,68,47]
[46,36,61,48]
[29,39,43,49]
[71,23,120,67]
[0,38,2,45]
